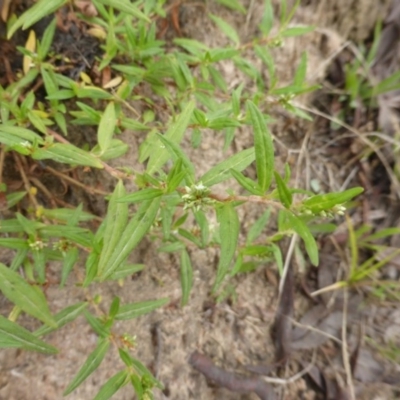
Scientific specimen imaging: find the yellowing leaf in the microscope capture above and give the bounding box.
[23,30,36,75]
[103,76,123,89]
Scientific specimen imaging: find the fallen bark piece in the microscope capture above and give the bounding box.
[189,351,275,400]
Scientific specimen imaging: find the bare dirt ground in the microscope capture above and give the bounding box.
[1,1,400,399]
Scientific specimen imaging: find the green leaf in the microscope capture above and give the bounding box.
[0,315,58,354]
[294,52,307,86]
[83,310,110,338]
[60,247,79,287]
[259,0,274,35]
[230,169,263,195]
[157,241,185,253]
[98,181,129,276]
[119,348,134,368]
[166,158,186,192]
[255,45,276,88]
[74,86,113,100]
[99,197,161,280]
[270,243,283,275]
[97,102,117,153]
[246,101,274,192]
[281,25,315,37]
[216,0,246,13]
[32,143,103,168]
[118,188,164,204]
[93,370,129,400]
[109,264,145,281]
[0,263,56,327]
[94,0,150,22]
[33,302,88,337]
[8,0,67,38]
[38,18,57,59]
[130,374,144,398]
[200,147,255,187]
[194,210,209,246]
[154,133,195,183]
[209,14,240,46]
[274,171,293,208]
[83,250,100,287]
[95,139,129,161]
[180,249,193,307]
[116,298,169,320]
[130,357,163,389]
[213,203,240,291]
[147,100,195,174]
[302,187,364,212]
[108,297,120,320]
[246,209,271,244]
[0,238,29,250]
[0,125,44,145]
[282,210,319,265]
[231,83,243,116]
[63,339,110,396]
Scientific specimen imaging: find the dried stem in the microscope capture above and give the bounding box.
[189,351,275,400]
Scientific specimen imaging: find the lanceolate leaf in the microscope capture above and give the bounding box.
[246,101,274,192]
[0,263,56,327]
[94,0,150,22]
[116,298,169,320]
[147,100,195,175]
[33,302,88,337]
[117,188,163,204]
[180,249,193,306]
[200,147,255,187]
[60,247,79,287]
[93,370,129,400]
[230,169,263,195]
[302,187,364,212]
[209,14,240,45]
[0,315,58,354]
[97,102,117,153]
[99,197,161,280]
[98,181,128,277]
[32,143,103,168]
[63,339,110,396]
[282,210,319,266]
[213,203,240,291]
[274,171,293,208]
[8,0,67,38]
[155,133,195,183]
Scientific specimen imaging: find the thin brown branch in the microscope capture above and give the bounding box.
[13,152,40,209]
[44,165,109,196]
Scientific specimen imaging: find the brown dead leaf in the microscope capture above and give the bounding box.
[74,0,97,18]
[353,349,385,383]
[292,305,343,350]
